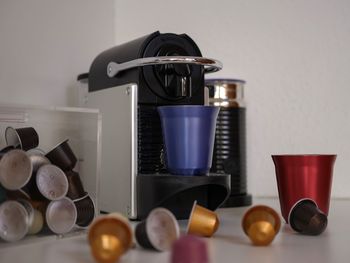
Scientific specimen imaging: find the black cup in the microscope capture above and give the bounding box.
[45,139,77,171]
[5,127,39,151]
[74,195,95,228]
[289,199,328,235]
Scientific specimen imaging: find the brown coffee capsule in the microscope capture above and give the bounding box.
[66,170,86,200]
[289,199,327,235]
[5,126,39,151]
[0,184,6,203]
[0,149,32,190]
[242,205,281,246]
[5,188,31,200]
[74,194,96,228]
[135,208,180,251]
[45,139,77,171]
[88,213,133,263]
[28,200,49,215]
[187,201,219,237]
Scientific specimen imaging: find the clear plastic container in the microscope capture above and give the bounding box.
[0,104,101,246]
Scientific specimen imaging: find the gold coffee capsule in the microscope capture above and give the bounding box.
[242,205,281,246]
[187,201,219,238]
[88,213,133,263]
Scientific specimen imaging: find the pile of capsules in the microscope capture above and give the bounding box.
[0,127,96,242]
[88,197,329,263]
[88,201,219,263]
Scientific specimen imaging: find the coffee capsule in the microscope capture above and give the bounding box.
[21,152,51,199]
[135,208,180,251]
[46,197,77,234]
[46,139,77,171]
[289,199,327,235]
[66,170,86,200]
[0,146,15,157]
[28,200,49,216]
[0,149,32,190]
[5,126,39,151]
[88,213,133,263]
[187,201,219,237]
[242,205,281,246]
[0,200,29,242]
[5,188,31,200]
[28,151,51,173]
[36,164,68,200]
[171,235,209,263]
[0,184,6,203]
[74,194,96,228]
[17,199,44,235]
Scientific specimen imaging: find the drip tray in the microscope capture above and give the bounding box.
[137,173,230,220]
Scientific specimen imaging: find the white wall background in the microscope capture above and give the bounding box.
[0,0,115,106]
[115,0,350,198]
[0,1,349,198]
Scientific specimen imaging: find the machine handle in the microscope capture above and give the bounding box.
[107,56,223,77]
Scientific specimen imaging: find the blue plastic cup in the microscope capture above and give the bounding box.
[158,105,220,175]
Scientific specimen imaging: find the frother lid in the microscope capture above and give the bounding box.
[0,200,29,242]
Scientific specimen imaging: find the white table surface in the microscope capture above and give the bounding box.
[1,197,349,263]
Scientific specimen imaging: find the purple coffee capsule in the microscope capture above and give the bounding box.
[289,199,328,235]
[135,208,180,251]
[36,164,68,200]
[45,139,77,171]
[74,194,96,228]
[171,235,209,263]
[5,126,39,151]
[0,149,32,190]
[46,197,77,234]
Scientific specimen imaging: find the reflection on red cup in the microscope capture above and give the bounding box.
[272,154,336,222]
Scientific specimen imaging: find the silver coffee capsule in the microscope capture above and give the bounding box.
[36,164,68,200]
[0,149,32,190]
[0,200,29,242]
[27,151,51,173]
[46,197,77,234]
[17,199,44,235]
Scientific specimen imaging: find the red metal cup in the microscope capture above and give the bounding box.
[272,154,336,222]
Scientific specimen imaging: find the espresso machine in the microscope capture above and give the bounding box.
[87,31,230,220]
